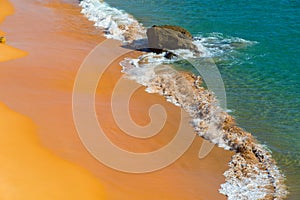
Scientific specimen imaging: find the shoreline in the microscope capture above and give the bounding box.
[79,0,288,199]
[0,0,233,199]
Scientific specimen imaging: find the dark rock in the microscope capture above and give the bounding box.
[147,48,165,54]
[164,51,177,59]
[146,25,199,54]
[0,36,6,44]
[143,48,178,60]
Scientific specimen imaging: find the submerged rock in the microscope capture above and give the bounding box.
[146,25,199,54]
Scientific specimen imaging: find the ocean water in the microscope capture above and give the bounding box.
[80,0,299,199]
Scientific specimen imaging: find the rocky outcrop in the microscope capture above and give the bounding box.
[153,25,193,39]
[146,25,199,54]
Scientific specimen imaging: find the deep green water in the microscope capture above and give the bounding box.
[104,0,300,198]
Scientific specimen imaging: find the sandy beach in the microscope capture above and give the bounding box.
[0,0,27,62]
[0,0,234,199]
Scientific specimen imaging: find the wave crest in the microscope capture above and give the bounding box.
[80,0,146,42]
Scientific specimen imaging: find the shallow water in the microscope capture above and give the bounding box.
[99,0,300,198]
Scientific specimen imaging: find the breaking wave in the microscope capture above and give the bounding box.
[120,57,288,200]
[80,0,146,42]
[79,0,288,199]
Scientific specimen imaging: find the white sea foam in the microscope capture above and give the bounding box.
[79,1,255,58]
[121,56,288,199]
[79,0,146,42]
[194,32,257,57]
[80,1,287,199]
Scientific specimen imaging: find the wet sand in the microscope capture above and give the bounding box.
[0,0,27,62]
[0,0,233,199]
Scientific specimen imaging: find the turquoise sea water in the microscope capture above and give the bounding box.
[103,0,299,198]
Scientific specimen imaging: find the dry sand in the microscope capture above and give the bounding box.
[0,102,106,199]
[0,0,27,62]
[0,0,233,199]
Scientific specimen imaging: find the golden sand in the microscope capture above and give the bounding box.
[0,102,106,199]
[0,45,27,62]
[0,0,14,24]
[0,0,27,61]
[0,0,106,199]
[0,0,233,199]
